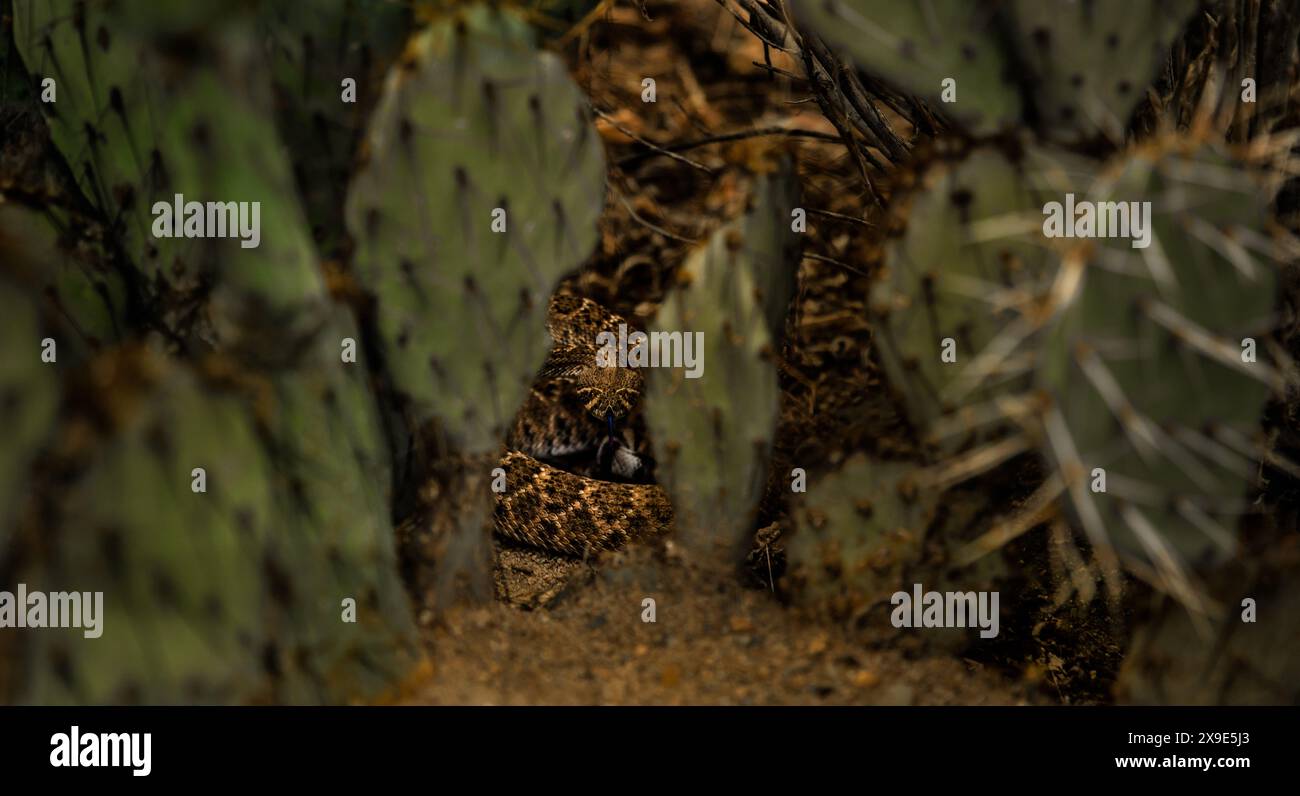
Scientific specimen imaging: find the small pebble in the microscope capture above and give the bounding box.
[851,670,879,689]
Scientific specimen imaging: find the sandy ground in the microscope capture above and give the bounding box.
[400,547,1036,705]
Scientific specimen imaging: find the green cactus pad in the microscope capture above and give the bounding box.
[870,148,1068,442]
[16,339,418,704]
[257,0,410,248]
[644,166,800,560]
[0,279,57,556]
[0,203,128,355]
[154,67,335,359]
[747,162,803,344]
[1,4,35,104]
[791,0,1196,141]
[18,360,278,704]
[1118,577,1300,705]
[786,454,934,616]
[345,6,606,455]
[0,201,131,553]
[1038,144,1282,571]
[253,310,418,701]
[1010,0,1196,141]
[13,0,172,275]
[790,0,1020,135]
[13,1,332,353]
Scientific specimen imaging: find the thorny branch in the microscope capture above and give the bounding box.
[614,125,847,168]
[710,0,938,206]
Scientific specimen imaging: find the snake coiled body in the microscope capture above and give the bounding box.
[493,294,673,556]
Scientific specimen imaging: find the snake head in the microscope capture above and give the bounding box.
[539,342,644,421]
[575,363,642,421]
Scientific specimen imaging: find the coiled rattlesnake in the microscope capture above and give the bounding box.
[494,294,673,558]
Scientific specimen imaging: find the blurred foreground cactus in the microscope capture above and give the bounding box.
[869,138,1285,588]
[0,0,617,698]
[1117,568,1300,704]
[0,275,56,556]
[1,0,1297,708]
[7,329,419,703]
[2,0,610,701]
[258,0,410,250]
[795,133,1290,652]
[1037,143,1285,604]
[791,0,1197,143]
[780,0,1298,699]
[13,0,334,358]
[11,0,602,704]
[868,146,1067,445]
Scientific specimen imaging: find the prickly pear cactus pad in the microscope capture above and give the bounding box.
[644,167,800,560]
[257,0,410,245]
[0,202,127,356]
[15,342,417,705]
[1009,0,1196,141]
[746,162,803,344]
[0,279,57,556]
[13,0,332,353]
[13,0,172,275]
[869,148,1069,441]
[154,67,332,349]
[791,0,1196,141]
[254,312,419,702]
[345,6,606,454]
[1118,575,1300,705]
[790,0,1020,134]
[787,454,934,617]
[1038,144,1285,597]
[17,357,277,704]
[0,200,130,556]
